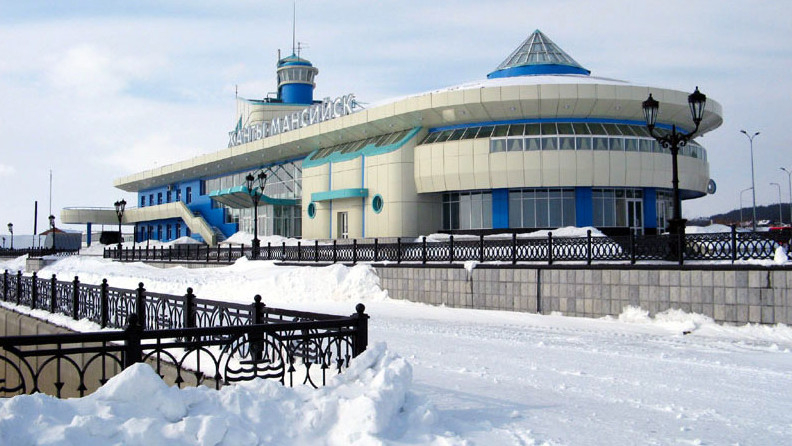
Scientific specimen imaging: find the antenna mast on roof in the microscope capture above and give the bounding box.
[292,0,297,56]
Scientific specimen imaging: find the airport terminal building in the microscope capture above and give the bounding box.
[63,30,723,244]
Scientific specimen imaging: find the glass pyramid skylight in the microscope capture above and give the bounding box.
[488,30,590,79]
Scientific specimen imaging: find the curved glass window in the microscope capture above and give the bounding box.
[421,122,707,161]
[442,191,492,230]
[509,189,575,228]
[592,188,642,228]
[309,129,415,162]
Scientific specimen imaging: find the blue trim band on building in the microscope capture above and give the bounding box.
[312,188,369,202]
[487,64,590,78]
[492,189,509,229]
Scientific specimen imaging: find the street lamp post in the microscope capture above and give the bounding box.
[245,170,268,259]
[642,87,707,239]
[740,187,753,227]
[781,167,792,224]
[740,130,760,231]
[114,199,126,254]
[7,223,13,250]
[48,214,55,230]
[771,182,783,224]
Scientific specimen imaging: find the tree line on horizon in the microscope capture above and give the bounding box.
[691,203,792,227]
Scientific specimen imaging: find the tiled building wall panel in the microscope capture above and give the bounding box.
[375,266,792,325]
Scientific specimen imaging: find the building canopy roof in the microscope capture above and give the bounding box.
[488,30,591,78]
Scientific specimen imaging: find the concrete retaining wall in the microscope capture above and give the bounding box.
[375,265,792,325]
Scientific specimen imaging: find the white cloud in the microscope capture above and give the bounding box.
[0,164,15,176]
[100,132,209,174]
[46,44,165,96]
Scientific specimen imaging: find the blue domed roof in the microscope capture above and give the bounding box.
[487,30,590,79]
[277,53,313,68]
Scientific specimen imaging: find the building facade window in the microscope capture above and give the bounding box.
[157,193,163,205]
[176,188,181,201]
[421,122,707,161]
[508,188,575,228]
[225,207,240,224]
[442,191,493,230]
[166,190,172,203]
[656,190,673,231]
[185,187,192,204]
[592,188,643,227]
[149,194,154,206]
[205,161,304,238]
[140,196,146,207]
[204,161,303,201]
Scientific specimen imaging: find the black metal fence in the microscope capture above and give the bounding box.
[0,247,79,258]
[0,270,369,397]
[104,243,247,264]
[105,228,791,266]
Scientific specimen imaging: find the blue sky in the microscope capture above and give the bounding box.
[1,1,791,234]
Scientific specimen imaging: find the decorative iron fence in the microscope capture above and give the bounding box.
[105,228,791,265]
[0,247,79,258]
[0,270,369,397]
[104,243,247,264]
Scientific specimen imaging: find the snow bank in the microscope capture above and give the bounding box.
[613,306,792,345]
[221,232,307,247]
[0,343,450,445]
[615,306,716,334]
[31,256,388,306]
[0,255,27,272]
[169,236,203,245]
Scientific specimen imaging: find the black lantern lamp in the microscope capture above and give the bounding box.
[7,222,13,250]
[245,170,268,259]
[48,214,55,230]
[642,87,707,238]
[114,199,126,252]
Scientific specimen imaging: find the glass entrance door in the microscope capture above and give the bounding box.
[627,199,643,236]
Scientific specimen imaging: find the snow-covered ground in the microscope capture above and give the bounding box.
[1,255,791,445]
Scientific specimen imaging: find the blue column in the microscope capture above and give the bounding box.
[643,188,657,229]
[575,187,593,227]
[492,189,509,229]
[86,223,92,246]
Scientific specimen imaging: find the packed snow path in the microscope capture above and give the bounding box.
[1,255,790,444]
[373,305,792,444]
